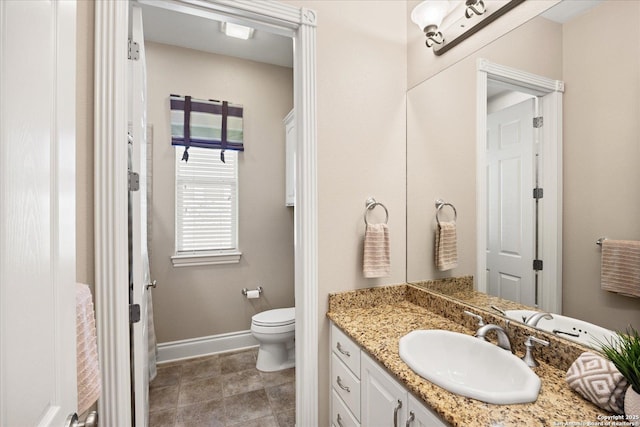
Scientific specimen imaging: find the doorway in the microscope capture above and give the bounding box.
[93,2,318,426]
[476,59,563,313]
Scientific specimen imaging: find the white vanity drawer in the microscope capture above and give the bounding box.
[331,353,361,420]
[332,389,360,427]
[331,324,361,377]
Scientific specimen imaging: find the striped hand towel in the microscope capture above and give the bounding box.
[363,223,391,278]
[435,221,458,271]
[601,239,640,298]
[566,351,628,414]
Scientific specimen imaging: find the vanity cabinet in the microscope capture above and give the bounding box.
[283,109,295,207]
[331,323,362,426]
[330,323,448,427]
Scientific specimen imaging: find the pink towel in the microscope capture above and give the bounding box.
[76,283,101,414]
[363,223,391,278]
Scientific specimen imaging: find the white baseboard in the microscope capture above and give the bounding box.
[157,329,259,363]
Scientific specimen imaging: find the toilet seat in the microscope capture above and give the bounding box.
[251,307,295,327]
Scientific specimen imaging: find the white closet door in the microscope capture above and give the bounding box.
[486,98,536,306]
[0,1,77,426]
[130,5,151,427]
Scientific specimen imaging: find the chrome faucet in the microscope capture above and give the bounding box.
[525,312,553,327]
[475,324,512,352]
[521,335,550,367]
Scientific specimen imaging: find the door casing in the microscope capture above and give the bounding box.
[476,58,563,313]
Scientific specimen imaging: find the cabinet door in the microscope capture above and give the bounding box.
[361,353,407,427]
[406,394,449,427]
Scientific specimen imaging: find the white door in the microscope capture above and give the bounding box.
[0,1,78,426]
[486,98,536,306]
[129,6,151,427]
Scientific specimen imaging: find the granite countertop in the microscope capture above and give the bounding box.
[327,284,609,427]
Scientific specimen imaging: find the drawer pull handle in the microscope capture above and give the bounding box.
[406,410,415,427]
[336,413,345,427]
[336,342,351,357]
[336,376,351,392]
[393,399,403,427]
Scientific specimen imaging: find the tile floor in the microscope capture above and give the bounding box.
[149,348,295,427]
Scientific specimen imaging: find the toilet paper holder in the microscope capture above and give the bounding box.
[242,286,263,296]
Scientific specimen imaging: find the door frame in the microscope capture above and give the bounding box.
[93,1,318,426]
[476,58,563,313]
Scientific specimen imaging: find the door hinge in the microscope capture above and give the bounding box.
[128,39,140,61]
[129,171,140,192]
[533,116,543,128]
[533,259,543,271]
[130,304,141,324]
[532,187,544,199]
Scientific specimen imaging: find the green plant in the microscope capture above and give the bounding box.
[599,326,640,394]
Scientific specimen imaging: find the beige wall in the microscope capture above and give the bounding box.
[562,1,640,330]
[285,1,408,425]
[76,0,94,288]
[406,16,563,282]
[145,42,294,342]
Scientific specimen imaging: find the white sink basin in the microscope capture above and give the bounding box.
[399,329,541,404]
[504,310,616,349]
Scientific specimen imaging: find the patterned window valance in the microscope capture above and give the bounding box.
[170,94,244,162]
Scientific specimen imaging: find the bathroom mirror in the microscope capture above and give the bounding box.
[407,0,640,335]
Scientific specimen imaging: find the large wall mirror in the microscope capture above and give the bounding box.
[407,0,639,337]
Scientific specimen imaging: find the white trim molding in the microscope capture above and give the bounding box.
[171,252,242,267]
[476,58,563,313]
[94,2,132,426]
[94,1,318,426]
[156,330,259,363]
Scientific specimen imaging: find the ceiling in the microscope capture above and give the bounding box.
[540,0,603,23]
[137,2,293,68]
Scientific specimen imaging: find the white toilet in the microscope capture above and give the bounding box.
[250,307,295,372]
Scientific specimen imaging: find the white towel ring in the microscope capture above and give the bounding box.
[364,197,389,226]
[435,199,457,226]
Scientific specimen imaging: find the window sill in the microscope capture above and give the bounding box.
[171,251,242,267]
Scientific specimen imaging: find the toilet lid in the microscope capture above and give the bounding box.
[252,307,295,327]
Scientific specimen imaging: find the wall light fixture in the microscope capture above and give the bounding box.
[410,0,452,47]
[465,0,486,18]
[411,0,525,55]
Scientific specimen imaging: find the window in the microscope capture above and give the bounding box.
[171,146,241,267]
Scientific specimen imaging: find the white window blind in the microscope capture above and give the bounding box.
[175,147,238,255]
